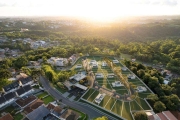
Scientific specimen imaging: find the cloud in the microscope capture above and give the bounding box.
[0,3,8,7]
[130,0,178,6]
[162,0,178,6]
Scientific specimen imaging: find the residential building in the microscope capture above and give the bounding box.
[47,57,68,67]
[15,95,37,108]
[24,99,44,114]
[2,81,20,93]
[26,105,50,120]
[60,109,80,120]
[16,85,33,97]
[0,92,16,108]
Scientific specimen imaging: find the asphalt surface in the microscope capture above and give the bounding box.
[39,76,112,119]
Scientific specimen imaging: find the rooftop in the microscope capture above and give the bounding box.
[24,99,44,114]
[26,105,50,120]
[0,113,13,120]
[15,95,37,108]
[61,109,80,120]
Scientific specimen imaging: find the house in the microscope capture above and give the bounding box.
[16,85,33,97]
[0,113,13,120]
[136,86,147,92]
[146,111,161,120]
[24,99,44,114]
[101,62,107,67]
[19,77,33,86]
[121,67,127,71]
[112,81,124,87]
[2,81,20,93]
[60,109,80,120]
[47,103,64,118]
[0,92,16,108]
[15,95,37,108]
[0,49,5,55]
[69,73,86,82]
[75,64,82,69]
[89,60,98,68]
[26,105,50,120]
[155,111,177,120]
[132,59,136,62]
[112,60,119,64]
[69,54,77,64]
[107,73,115,78]
[127,74,136,79]
[47,57,68,67]
[94,93,106,104]
[95,73,104,78]
[16,73,28,80]
[65,72,88,91]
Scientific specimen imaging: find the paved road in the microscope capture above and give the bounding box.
[39,76,114,119]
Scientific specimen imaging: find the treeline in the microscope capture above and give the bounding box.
[118,39,180,73]
[124,60,180,112]
[42,64,76,83]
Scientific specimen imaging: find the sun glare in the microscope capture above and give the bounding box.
[0,0,180,21]
[31,0,132,22]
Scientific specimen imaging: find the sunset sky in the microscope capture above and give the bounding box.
[0,0,180,21]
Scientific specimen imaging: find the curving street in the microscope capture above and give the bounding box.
[39,76,116,120]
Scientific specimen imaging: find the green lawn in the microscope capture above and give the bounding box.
[37,92,48,99]
[54,85,67,94]
[104,98,116,110]
[87,90,99,102]
[82,89,95,100]
[135,97,151,110]
[116,89,128,95]
[14,113,23,120]
[122,102,133,120]
[138,93,152,98]
[99,95,111,107]
[79,99,123,120]
[130,101,143,111]
[0,106,15,117]
[42,95,55,104]
[111,100,123,116]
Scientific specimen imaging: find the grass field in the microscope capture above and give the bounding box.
[14,113,23,120]
[42,95,55,104]
[76,56,152,120]
[37,92,48,99]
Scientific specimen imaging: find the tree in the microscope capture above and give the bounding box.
[21,67,32,76]
[0,69,11,79]
[14,56,28,69]
[94,116,108,120]
[147,94,159,102]
[154,101,166,112]
[134,111,148,120]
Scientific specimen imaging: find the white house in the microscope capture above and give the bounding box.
[101,62,107,67]
[94,93,106,104]
[127,74,136,79]
[136,86,147,92]
[89,60,98,68]
[112,60,119,64]
[47,57,67,67]
[112,81,124,87]
[75,64,82,69]
[107,73,115,78]
[95,73,104,78]
[121,67,127,71]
